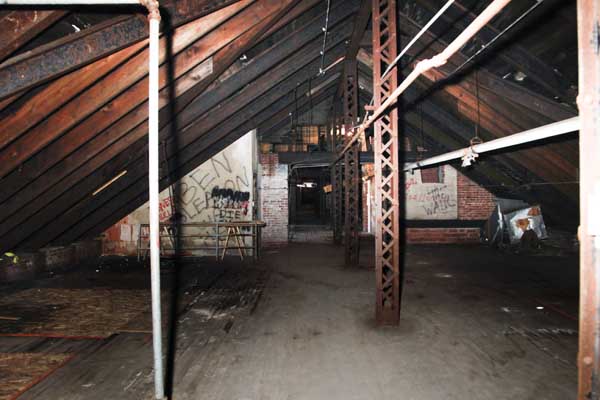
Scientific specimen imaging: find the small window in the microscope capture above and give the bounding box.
[420,166,444,184]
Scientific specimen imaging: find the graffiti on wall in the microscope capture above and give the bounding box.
[405,165,458,219]
[173,150,252,223]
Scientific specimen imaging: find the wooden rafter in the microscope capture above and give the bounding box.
[0,4,354,250]
[0,10,66,62]
[0,0,242,99]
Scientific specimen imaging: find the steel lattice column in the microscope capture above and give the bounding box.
[332,160,343,244]
[577,1,600,398]
[372,0,401,325]
[343,60,360,265]
[344,142,360,264]
[343,60,359,132]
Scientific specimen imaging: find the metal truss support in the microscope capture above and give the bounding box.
[372,0,402,325]
[344,142,360,265]
[332,160,344,245]
[343,60,359,132]
[342,59,360,265]
[577,1,600,398]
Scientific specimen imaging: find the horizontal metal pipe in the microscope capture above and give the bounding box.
[332,0,512,165]
[404,116,580,171]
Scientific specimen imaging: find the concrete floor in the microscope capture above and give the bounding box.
[169,242,577,400]
[5,240,578,399]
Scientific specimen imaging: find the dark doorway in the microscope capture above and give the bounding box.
[289,167,330,226]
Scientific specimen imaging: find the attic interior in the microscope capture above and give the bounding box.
[0,0,598,399]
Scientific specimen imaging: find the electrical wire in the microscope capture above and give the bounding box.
[449,0,545,76]
[319,0,332,75]
[381,0,456,80]
[349,0,543,145]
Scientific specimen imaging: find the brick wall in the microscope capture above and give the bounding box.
[407,171,496,244]
[406,227,481,244]
[457,172,497,220]
[259,154,288,245]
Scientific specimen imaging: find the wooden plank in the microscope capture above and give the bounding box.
[416,0,573,101]
[397,11,576,121]
[0,0,313,238]
[358,46,578,201]
[334,0,371,99]
[75,86,339,243]
[0,2,253,178]
[31,48,345,248]
[0,10,66,62]
[0,3,355,243]
[0,0,252,204]
[576,1,600,397]
[0,0,243,99]
[0,41,147,151]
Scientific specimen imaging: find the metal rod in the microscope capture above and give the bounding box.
[359,0,456,130]
[319,0,332,75]
[380,0,455,80]
[0,1,164,397]
[146,1,164,398]
[404,116,580,171]
[449,0,545,76]
[333,0,513,164]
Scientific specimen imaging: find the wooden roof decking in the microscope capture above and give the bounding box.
[0,0,580,252]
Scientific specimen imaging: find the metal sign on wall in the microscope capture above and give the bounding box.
[405,165,458,220]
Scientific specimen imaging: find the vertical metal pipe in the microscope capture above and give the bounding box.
[577,1,600,398]
[144,1,164,398]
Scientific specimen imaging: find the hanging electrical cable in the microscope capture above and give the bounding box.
[319,0,332,75]
[309,77,313,126]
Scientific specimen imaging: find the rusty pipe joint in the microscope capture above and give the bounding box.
[141,0,160,20]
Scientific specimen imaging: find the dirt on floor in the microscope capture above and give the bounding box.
[0,239,580,400]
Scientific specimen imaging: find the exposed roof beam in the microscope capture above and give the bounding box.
[52,59,342,247]
[0,0,303,247]
[0,0,242,99]
[0,0,352,226]
[0,12,351,250]
[397,10,576,121]
[0,0,266,178]
[332,0,371,111]
[82,84,338,242]
[0,9,66,62]
[415,0,573,102]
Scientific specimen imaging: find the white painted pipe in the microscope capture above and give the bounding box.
[381,0,455,80]
[0,0,164,397]
[146,3,164,399]
[334,0,513,164]
[404,116,580,171]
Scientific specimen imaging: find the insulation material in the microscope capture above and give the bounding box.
[0,352,72,400]
[0,288,169,338]
[504,205,548,244]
